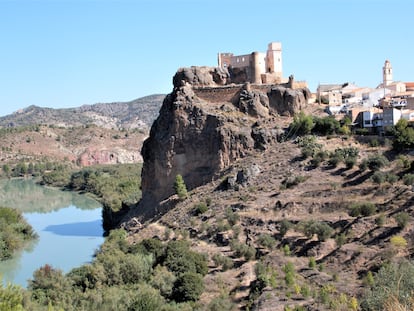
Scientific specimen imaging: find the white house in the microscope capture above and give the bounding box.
[382,107,402,128]
[362,88,392,108]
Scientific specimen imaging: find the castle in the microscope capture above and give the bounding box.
[218,42,288,85]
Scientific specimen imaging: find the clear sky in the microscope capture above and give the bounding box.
[0,0,412,117]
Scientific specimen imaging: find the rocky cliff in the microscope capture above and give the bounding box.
[136,66,310,219]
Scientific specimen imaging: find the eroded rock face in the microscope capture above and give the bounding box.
[136,67,310,219]
[268,86,310,116]
[140,83,255,207]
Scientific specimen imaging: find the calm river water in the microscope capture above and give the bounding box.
[0,179,104,287]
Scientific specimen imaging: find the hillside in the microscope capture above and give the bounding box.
[119,67,414,310]
[0,94,165,130]
[0,95,164,167]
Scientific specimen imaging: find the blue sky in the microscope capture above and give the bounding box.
[0,0,412,117]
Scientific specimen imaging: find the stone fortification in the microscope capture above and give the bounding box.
[132,66,310,220]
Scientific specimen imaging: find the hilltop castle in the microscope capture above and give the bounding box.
[218,42,288,85]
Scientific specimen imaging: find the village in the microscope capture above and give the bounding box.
[218,42,414,135]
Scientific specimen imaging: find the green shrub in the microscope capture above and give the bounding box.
[312,116,340,135]
[230,240,256,261]
[257,233,276,250]
[207,295,235,311]
[335,233,347,247]
[128,283,165,311]
[150,265,176,298]
[281,175,309,189]
[193,202,208,216]
[279,219,293,237]
[283,262,295,287]
[289,112,314,137]
[366,154,389,171]
[172,272,204,302]
[225,208,240,226]
[308,257,317,269]
[282,244,291,256]
[345,156,357,169]
[212,253,233,271]
[174,174,188,200]
[391,119,414,151]
[393,212,410,229]
[375,214,386,227]
[0,207,37,260]
[403,173,414,186]
[348,202,376,217]
[361,261,414,310]
[359,159,368,172]
[163,240,208,276]
[298,220,333,241]
[371,171,386,184]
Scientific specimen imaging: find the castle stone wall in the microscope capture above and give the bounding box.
[194,85,242,103]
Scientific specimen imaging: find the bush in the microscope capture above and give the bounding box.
[288,112,314,137]
[230,240,256,261]
[128,284,165,311]
[212,253,233,271]
[163,240,208,276]
[348,202,377,217]
[312,116,340,135]
[0,206,37,260]
[193,202,208,216]
[257,233,276,250]
[394,212,410,229]
[366,154,389,171]
[299,220,333,241]
[391,118,414,151]
[390,235,408,249]
[280,175,308,190]
[225,208,240,226]
[172,272,204,302]
[371,171,386,184]
[283,262,295,287]
[361,261,414,310]
[403,173,414,186]
[308,257,317,269]
[174,174,188,200]
[279,219,293,237]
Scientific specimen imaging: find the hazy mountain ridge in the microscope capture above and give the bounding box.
[0,95,165,166]
[0,94,165,130]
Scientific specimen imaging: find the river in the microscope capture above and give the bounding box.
[0,179,104,287]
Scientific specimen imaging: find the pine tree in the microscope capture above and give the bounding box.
[174,174,188,200]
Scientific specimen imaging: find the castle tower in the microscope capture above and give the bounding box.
[266,42,282,78]
[383,59,393,86]
[251,52,263,84]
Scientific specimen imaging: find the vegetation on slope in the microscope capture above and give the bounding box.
[0,206,37,260]
[40,163,143,231]
[4,229,209,311]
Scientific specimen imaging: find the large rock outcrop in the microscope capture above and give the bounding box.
[134,66,310,219]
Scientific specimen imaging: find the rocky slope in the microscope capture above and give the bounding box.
[136,66,310,218]
[122,67,414,310]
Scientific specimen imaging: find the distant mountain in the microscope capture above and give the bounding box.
[0,94,165,130]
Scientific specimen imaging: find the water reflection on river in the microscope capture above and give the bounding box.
[0,179,104,287]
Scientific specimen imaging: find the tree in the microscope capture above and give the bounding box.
[391,118,414,151]
[289,112,314,137]
[0,277,24,311]
[172,272,204,302]
[174,174,188,200]
[361,261,414,310]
